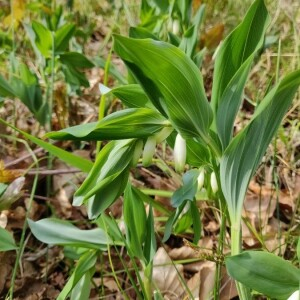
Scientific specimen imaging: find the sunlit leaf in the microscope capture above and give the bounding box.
[32,21,53,57]
[113,35,212,140]
[221,70,300,223]
[211,0,270,148]
[46,108,168,141]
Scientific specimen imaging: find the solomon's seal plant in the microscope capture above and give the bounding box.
[15,0,300,298]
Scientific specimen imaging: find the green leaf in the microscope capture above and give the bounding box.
[226,251,300,299]
[220,70,300,223]
[32,21,53,57]
[74,140,136,218]
[0,74,16,97]
[87,172,129,219]
[57,249,97,300]
[46,108,168,141]
[11,63,48,125]
[179,4,205,58]
[111,84,154,109]
[0,227,17,251]
[59,52,94,68]
[123,184,147,260]
[143,205,157,264]
[55,23,76,53]
[171,169,200,207]
[28,218,111,250]
[129,26,159,40]
[113,35,212,140]
[211,0,270,147]
[0,118,93,173]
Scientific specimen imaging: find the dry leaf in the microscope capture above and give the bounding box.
[202,24,224,49]
[3,0,25,27]
[0,160,23,183]
[152,247,185,299]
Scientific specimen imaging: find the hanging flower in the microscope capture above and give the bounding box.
[142,136,156,167]
[173,133,186,173]
[197,168,205,191]
[210,172,218,193]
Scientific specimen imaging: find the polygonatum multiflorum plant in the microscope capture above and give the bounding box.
[28,0,300,299]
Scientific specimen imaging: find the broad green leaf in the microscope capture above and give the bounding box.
[113,35,212,140]
[174,208,193,234]
[123,184,147,259]
[216,58,253,149]
[0,227,17,251]
[111,84,154,109]
[55,23,76,53]
[0,74,16,97]
[74,140,136,218]
[59,52,94,68]
[0,118,93,173]
[226,251,300,299]
[57,249,97,300]
[87,171,129,219]
[28,218,111,250]
[61,64,89,87]
[70,270,93,300]
[171,169,200,207]
[32,21,53,57]
[129,26,159,40]
[211,0,270,145]
[46,108,168,141]
[220,70,300,223]
[11,63,48,125]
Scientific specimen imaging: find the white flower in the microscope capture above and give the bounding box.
[142,136,156,167]
[288,290,300,300]
[197,168,205,191]
[173,133,186,173]
[210,172,218,193]
[154,126,173,143]
[131,140,143,166]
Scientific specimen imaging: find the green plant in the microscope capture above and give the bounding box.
[3,0,300,298]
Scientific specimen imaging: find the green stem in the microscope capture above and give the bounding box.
[231,221,251,300]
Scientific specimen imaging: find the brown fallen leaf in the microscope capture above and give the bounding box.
[152,247,185,299]
[0,160,23,183]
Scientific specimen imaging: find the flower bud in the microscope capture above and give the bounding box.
[174,133,186,173]
[288,290,300,300]
[142,136,156,167]
[131,140,143,167]
[172,20,180,35]
[197,168,205,191]
[210,172,218,193]
[154,126,173,144]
